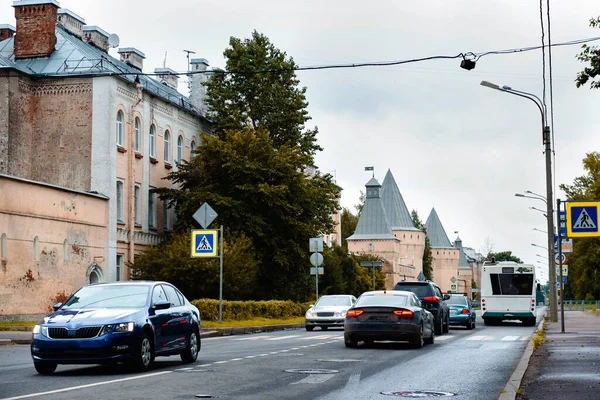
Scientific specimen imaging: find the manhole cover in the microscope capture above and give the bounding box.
[284,369,339,374]
[381,391,455,397]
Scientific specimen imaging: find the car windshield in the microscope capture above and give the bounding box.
[393,283,430,298]
[355,294,408,307]
[447,296,468,305]
[316,296,352,307]
[61,285,150,309]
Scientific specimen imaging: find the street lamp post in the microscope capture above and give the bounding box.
[482,80,557,323]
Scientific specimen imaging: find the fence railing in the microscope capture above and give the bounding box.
[557,300,600,311]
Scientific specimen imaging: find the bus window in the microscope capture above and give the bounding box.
[490,274,534,295]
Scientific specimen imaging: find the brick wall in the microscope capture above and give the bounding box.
[7,76,94,191]
[13,2,58,59]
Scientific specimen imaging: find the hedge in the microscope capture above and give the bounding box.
[192,299,313,321]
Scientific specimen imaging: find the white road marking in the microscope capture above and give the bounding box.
[213,360,228,364]
[520,336,530,340]
[299,335,339,340]
[244,355,256,359]
[266,335,300,341]
[466,335,494,341]
[229,358,243,361]
[232,335,274,341]
[434,336,454,341]
[197,363,212,367]
[291,374,336,385]
[258,353,270,356]
[501,336,521,341]
[175,367,194,371]
[0,371,172,400]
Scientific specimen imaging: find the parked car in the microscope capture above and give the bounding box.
[343,290,434,348]
[447,293,477,329]
[393,281,450,335]
[305,294,357,331]
[30,281,201,374]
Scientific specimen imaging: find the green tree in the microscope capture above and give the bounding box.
[340,208,359,252]
[559,152,600,299]
[576,17,600,89]
[487,251,522,263]
[411,209,433,280]
[205,30,320,156]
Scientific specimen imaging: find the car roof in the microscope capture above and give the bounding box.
[360,290,415,297]
[86,281,168,287]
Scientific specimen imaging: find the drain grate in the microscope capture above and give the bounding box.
[381,391,455,397]
[284,369,339,374]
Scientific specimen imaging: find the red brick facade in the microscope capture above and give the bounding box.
[13,2,58,59]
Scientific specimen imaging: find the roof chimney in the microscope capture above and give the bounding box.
[118,47,145,71]
[57,8,85,39]
[189,58,210,115]
[82,25,110,52]
[154,67,179,91]
[0,24,16,41]
[12,0,60,59]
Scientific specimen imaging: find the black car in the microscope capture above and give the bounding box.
[393,281,450,335]
[344,290,435,348]
[30,281,201,374]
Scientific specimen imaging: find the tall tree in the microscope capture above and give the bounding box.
[153,128,340,300]
[205,31,320,156]
[487,251,522,263]
[411,210,433,280]
[576,17,600,89]
[340,208,359,252]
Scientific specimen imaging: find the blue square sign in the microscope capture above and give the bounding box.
[566,202,600,237]
[190,229,218,257]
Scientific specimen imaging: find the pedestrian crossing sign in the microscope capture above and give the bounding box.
[190,229,218,257]
[566,201,600,237]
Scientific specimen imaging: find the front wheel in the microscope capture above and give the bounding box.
[133,333,154,371]
[305,326,314,331]
[34,361,57,375]
[181,329,200,363]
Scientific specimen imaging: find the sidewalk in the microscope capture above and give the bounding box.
[0,322,304,346]
[515,310,600,400]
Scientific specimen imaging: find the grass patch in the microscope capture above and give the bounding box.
[531,319,547,351]
[0,321,37,330]
[202,316,304,329]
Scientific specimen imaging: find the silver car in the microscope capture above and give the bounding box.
[305,295,357,331]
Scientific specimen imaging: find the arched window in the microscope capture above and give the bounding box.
[33,236,40,261]
[116,110,124,146]
[190,140,196,153]
[63,239,69,262]
[177,135,183,163]
[1,233,7,260]
[149,125,156,158]
[164,130,171,162]
[116,181,124,222]
[134,117,141,152]
[87,264,104,284]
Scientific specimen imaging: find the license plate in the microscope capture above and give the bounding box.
[450,310,457,315]
[369,316,389,322]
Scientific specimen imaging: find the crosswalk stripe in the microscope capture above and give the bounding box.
[299,334,339,340]
[232,335,274,341]
[501,336,521,341]
[520,336,530,340]
[266,335,301,341]
[466,335,493,341]
[434,336,454,341]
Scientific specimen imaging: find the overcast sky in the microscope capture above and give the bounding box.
[4,0,600,282]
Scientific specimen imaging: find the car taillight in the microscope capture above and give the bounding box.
[423,296,438,303]
[393,310,414,317]
[346,309,363,317]
[461,308,470,314]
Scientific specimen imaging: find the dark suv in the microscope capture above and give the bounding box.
[393,281,450,335]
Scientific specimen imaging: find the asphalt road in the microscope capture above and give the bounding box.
[0,310,544,400]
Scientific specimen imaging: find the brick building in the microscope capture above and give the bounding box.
[0,0,212,313]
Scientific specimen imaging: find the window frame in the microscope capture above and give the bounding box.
[149,125,156,158]
[116,180,124,223]
[116,110,124,147]
[164,130,171,162]
[177,135,183,163]
[134,117,141,153]
[148,187,156,228]
[134,184,141,226]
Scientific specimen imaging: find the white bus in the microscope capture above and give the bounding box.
[480,261,539,326]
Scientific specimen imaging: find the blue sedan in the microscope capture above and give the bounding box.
[30,281,201,374]
[447,294,477,329]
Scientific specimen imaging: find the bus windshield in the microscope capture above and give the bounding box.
[490,273,533,295]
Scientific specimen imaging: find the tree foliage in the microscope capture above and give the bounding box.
[576,17,600,89]
[411,209,433,280]
[487,251,522,263]
[204,30,320,156]
[559,152,600,299]
[340,208,359,252]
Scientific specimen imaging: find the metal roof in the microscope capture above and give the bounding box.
[453,236,470,269]
[347,177,398,241]
[425,208,453,248]
[0,26,209,123]
[381,169,418,231]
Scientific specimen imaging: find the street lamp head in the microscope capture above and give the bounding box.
[515,193,525,197]
[480,80,500,90]
[501,85,512,90]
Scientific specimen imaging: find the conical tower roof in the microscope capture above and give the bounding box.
[425,208,453,248]
[454,236,470,269]
[381,169,418,231]
[347,177,397,241]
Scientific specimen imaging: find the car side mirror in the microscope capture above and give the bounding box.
[537,283,541,291]
[52,302,63,311]
[309,304,314,308]
[153,300,171,310]
[442,294,451,301]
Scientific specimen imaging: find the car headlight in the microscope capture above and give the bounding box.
[115,322,135,332]
[335,310,347,317]
[305,309,316,318]
[32,325,41,334]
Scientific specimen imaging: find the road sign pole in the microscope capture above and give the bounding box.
[557,199,565,333]
[219,225,224,324]
[315,265,319,302]
[372,262,375,290]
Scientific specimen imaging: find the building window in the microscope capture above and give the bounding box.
[149,125,156,158]
[33,236,40,261]
[190,140,196,153]
[163,201,170,231]
[164,130,171,162]
[134,117,141,152]
[134,185,141,225]
[116,110,124,146]
[116,254,123,281]
[148,188,155,228]
[177,135,183,163]
[1,233,7,260]
[63,239,69,262]
[116,180,124,223]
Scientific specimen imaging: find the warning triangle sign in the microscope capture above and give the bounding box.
[196,235,213,251]
[574,208,596,229]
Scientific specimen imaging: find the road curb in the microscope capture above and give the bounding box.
[498,314,546,400]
